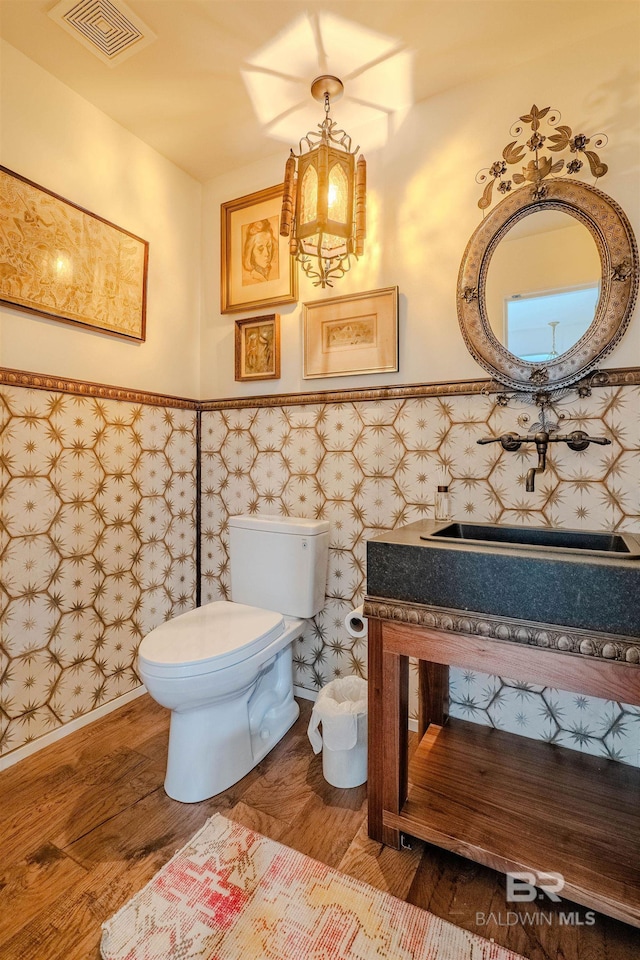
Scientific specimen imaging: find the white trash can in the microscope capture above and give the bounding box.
[307,676,368,788]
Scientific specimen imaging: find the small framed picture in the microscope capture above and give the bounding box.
[221,184,297,314]
[303,286,399,379]
[235,314,281,382]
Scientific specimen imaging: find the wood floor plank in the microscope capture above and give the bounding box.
[0,696,165,797]
[0,858,160,960]
[0,760,79,822]
[62,785,199,870]
[274,742,368,866]
[0,843,87,945]
[2,748,163,863]
[279,786,367,868]
[338,820,423,899]
[239,722,318,823]
[227,799,289,841]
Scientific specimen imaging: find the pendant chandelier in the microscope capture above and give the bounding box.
[280,76,366,288]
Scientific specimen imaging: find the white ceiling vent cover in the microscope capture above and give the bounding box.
[48,0,156,66]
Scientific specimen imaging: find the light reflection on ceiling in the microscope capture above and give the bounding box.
[241,12,413,152]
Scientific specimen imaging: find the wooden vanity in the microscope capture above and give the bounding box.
[365,602,640,927]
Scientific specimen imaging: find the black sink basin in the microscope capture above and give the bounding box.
[366,520,640,637]
[423,522,639,557]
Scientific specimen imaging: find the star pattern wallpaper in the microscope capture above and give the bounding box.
[2,374,639,767]
[0,385,197,757]
[200,384,640,767]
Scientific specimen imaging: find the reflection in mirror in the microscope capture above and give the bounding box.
[485,210,601,362]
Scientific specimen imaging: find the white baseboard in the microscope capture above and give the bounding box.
[0,685,146,771]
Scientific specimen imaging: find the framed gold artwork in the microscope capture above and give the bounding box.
[0,165,148,341]
[221,184,297,314]
[235,314,281,382]
[302,286,399,379]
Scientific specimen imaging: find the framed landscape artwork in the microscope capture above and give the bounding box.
[235,314,281,381]
[303,286,399,379]
[0,165,148,341]
[221,184,297,314]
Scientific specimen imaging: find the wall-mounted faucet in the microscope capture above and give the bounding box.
[477,430,611,491]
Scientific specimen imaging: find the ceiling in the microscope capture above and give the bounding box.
[1,1,638,183]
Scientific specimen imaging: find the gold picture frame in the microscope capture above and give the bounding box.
[303,286,399,379]
[221,184,297,314]
[0,165,148,341]
[235,314,281,382]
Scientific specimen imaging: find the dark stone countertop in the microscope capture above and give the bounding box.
[366,520,640,639]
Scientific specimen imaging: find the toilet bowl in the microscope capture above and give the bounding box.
[137,515,329,803]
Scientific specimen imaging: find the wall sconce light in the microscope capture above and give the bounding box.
[280,75,366,288]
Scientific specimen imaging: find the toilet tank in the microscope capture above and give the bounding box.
[229,515,329,618]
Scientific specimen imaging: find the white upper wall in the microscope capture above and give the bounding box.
[200,22,640,400]
[1,19,637,404]
[0,41,202,399]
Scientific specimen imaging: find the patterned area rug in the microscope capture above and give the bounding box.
[101,813,526,960]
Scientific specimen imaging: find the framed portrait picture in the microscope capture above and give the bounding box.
[303,286,399,379]
[235,314,281,382]
[0,165,148,341]
[221,184,297,314]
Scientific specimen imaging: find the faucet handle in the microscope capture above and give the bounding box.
[477,432,522,451]
[552,430,612,451]
[585,436,613,446]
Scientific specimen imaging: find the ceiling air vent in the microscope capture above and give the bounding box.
[48,0,156,66]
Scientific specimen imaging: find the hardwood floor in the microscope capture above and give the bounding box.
[0,695,637,959]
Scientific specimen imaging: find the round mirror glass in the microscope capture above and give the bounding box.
[484,209,602,363]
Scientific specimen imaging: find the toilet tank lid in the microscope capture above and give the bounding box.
[229,514,329,536]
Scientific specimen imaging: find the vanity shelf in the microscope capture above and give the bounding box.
[394,718,640,925]
[366,613,640,928]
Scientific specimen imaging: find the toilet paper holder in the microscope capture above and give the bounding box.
[345,604,368,639]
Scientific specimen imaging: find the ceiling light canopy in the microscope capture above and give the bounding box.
[280,76,366,288]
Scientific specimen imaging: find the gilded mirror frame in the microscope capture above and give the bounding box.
[457,178,638,392]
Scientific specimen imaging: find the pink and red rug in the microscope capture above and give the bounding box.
[101,813,526,960]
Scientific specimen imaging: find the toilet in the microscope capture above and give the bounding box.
[137,514,329,803]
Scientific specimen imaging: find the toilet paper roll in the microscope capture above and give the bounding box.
[345,604,367,639]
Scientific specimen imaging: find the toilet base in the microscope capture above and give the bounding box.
[163,644,300,803]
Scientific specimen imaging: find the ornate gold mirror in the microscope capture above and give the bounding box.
[457,105,638,392]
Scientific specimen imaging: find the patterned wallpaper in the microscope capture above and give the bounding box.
[0,383,198,758]
[2,374,639,767]
[200,383,640,767]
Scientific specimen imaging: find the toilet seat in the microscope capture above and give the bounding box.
[138,601,285,678]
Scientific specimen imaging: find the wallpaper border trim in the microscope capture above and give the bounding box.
[0,367,198,409]
[198,366,640,410]
[3,365,640,410]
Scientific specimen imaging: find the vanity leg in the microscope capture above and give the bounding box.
[367,618,385,844]
[381,647,409,849]
[418,661,449,737]
[367,620,409,848]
